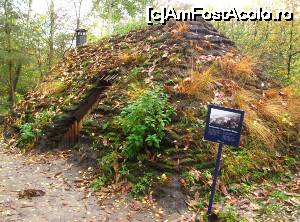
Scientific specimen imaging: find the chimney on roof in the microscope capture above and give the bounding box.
[75,28,87,47]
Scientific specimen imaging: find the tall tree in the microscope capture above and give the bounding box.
[285,0,300,78]
[92,0,154,34]
[3,0,16,108]
[27,0,32,22]
[47,0,56,71]
[74,0,83,29]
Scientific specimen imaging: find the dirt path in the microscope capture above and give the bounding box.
[0,141,109,221]
[0,141,193,222]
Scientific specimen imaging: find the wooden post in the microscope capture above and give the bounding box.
[74,120,78,143]
[70,124,74,146]
[79,119,83,133]
[72,122,76,144]
[207,143,224,216]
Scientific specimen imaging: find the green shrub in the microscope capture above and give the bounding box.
[18,123,35,146]
[119,86,173,159]
[16,110,56,149]
[120,163,129,176]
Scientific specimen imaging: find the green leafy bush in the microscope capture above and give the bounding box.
[119,163,129,176]
[18,123,35,146]
[119,87,173,159]
[17,110,56,148]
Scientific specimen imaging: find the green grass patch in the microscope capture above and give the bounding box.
[131,172,154,197]
[217,205,247,222]
[259,200,283,214]
[270,190,289,201]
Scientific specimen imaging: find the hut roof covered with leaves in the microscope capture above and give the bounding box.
[9,18,300,186]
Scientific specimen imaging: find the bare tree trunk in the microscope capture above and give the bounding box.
[108,0,112,33]
[4,0,15,109]
[37,51,44,77]
[13,63,22,91]
[8,62,15,108]
[27,0,32,22]
[74,0,83,29]
[48,0,55,72]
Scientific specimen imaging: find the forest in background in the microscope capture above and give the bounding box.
[0,0,299,114]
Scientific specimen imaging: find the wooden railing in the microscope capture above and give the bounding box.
[60,73,119,148]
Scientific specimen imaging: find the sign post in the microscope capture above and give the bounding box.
[207,143,223,215]
[204,104,244,217]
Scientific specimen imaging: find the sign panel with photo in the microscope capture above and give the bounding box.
[204,105,244,147]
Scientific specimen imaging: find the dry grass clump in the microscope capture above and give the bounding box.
[126,83,147,100]
[189,40,203,53]
[233,90,277,149]
[172,22,189,39]
[216,54,254,82]
[244,118,276,148]
[263,88,279,98]
[287,96,300,124]
[118,52,138,64]
[281,87,300,124]
[175,21,188,33]
[177,68,213,101]
[257,98,286,123]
